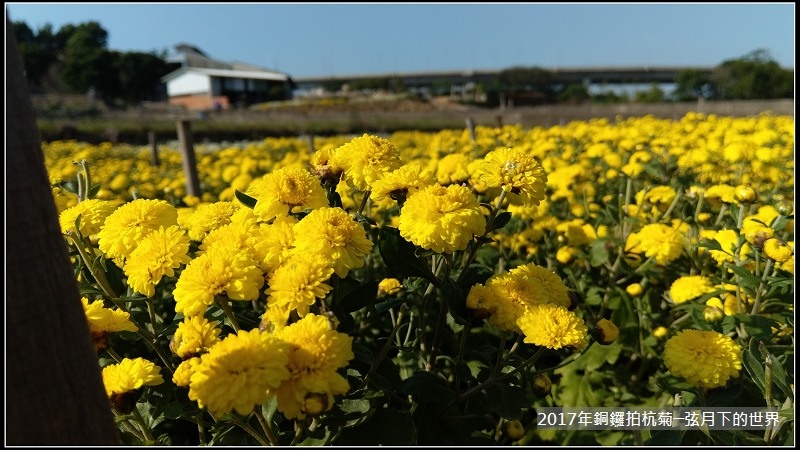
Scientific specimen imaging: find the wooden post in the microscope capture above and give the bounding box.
[148,131,160,166]
[306,133,315,152]
[465,117,476,143]
[177,120,201,197]
[495,114,503,128]
[6,16,120,445]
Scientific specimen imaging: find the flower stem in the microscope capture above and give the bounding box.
[254,407,280,446]
[217,296,241,332]
[232,415,270,446]
[442,347,545,412]
[130,403,156,444]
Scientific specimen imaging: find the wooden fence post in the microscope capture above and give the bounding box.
[177,120,201,197]
[148,131,160,166]
[7,15,120,445]
[465,117,476,143]
[306,133,315,152]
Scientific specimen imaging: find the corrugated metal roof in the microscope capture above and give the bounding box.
[161,66,290,83]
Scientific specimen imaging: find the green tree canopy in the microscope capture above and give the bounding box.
[673,69,714,101]
[711,49,793,100]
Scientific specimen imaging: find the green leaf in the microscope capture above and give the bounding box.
[742,341,767,394]
[441,279,470,325]
[234,189,257,209]
[456,263,495,289]
[298,426,335,446]
[589,238,610,267]
[486,384,528,419]
[734,314,778,339]
[336,409,415,445]
[335,280,378,313]
[487,211,512,232]
[398,371,455,404]
[695,239,723,252]
[377,227,438,285]
[727,265,761,291]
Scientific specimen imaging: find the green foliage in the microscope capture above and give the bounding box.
[711,49,793,100]
[48,114,794,446]
[634,83,666,103]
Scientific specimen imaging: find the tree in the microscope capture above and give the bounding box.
[113,50,171,104]
[673,69,714,101]
[12,21,61,88]
[59,21,112,97]
[6,16,120,445]
[558,83,590,104]
[497,66,555,103]
[634,83,666,103]
[711,49,793,100]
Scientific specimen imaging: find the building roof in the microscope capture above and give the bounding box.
[160,66,291,83]
[164,43,291,78]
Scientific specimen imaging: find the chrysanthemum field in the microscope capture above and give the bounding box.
[46,112,794,446]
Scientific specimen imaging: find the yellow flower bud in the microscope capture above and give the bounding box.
[626,283,644,297]
[303,393,329,417]
[505,420,525,440]
[533,374,552,397]
[734,185,757,203]
[703,305,725,322]
[593,318,620,345]
[652,326,668,339]
[776,201,793,216]
[556,246,575,264]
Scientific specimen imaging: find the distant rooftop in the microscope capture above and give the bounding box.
[165,43,287,75]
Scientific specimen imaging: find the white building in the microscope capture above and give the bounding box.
[160,44,294,111]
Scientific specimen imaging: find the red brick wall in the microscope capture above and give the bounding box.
[168,94,230,111]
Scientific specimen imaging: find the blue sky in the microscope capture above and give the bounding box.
[6,3,795,79]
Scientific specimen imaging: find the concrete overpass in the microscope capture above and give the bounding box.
[292,66,716,92]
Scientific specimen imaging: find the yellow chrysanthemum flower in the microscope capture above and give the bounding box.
[265,256,334,317]
[369,162,435,206]
[273,314,354,420]
[635,186,677,215]
[624,223,685,265]
[663,329,742,389]
[668,275,716,305]
[82,297,138,351]
[260,302,292,333]
[172,356,201,388]
[377,278,403,297]
[708,229,752,265]
[102,357,164,398]
[173,245,265,317]
[741,205,780,245]
[247,166,328,221]
[188,329,290,416]
[474,147,547,206]
[169,315,222,360]
[82,297,138,334]
[97,199,179,266]
[763,238,793,262]
[466,263,570,332]
[124,225,192,298]
[330,134,403,191]
[291,207,373,278]
[185,201,239,242]
[516,304,588,350]
[59,199,117,236]
[398,184,486,254]
[249,215,298,274]
[704,184,738,210]
[435,153,472,186]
